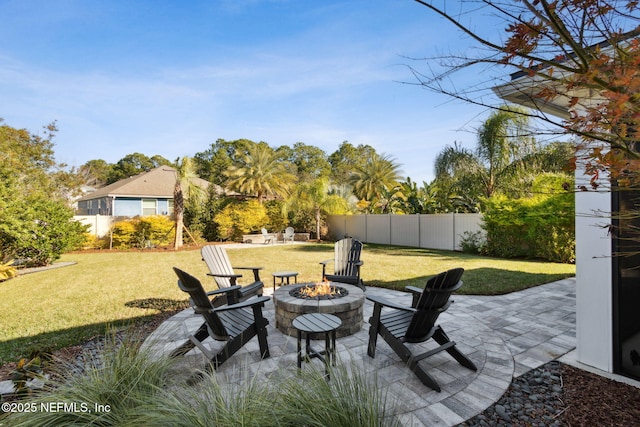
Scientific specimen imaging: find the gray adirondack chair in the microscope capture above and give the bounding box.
[282,226,295,243]
[201,245,264,305]
[366,267,477,391]
[261,228,274,244]
[320,237,365,290]
[170,267,270,383]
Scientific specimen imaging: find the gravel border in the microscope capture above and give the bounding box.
[458,361,564,427]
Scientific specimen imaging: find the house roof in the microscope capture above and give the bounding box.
[492,30,640,120]
[77,165,216,201]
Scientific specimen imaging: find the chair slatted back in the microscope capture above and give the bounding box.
[201,245,235,289]
[405,268,464,343]
[173,267,228,340]
[284,227,294,241]
[334,238,362,277]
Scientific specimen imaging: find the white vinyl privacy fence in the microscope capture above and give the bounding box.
[74,215,114,238]
[326,214,484,251]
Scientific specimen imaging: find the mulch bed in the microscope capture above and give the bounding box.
[560,364,640,426]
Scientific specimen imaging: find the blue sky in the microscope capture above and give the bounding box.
[0,0,502,183]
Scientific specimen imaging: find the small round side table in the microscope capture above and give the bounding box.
[271,271,298,292]
[292,313,342,380]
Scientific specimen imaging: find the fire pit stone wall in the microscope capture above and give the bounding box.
[274,283,365,338]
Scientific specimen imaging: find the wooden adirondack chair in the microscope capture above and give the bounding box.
[170,267,270,382]
[261,228,274,244]
[320,237,365,290]
[366,268,477,391]
[282,226,295,243]
[201,245,264,304]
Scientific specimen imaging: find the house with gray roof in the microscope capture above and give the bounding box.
[76,165,212,217]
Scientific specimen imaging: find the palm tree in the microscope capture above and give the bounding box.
[398,178,441,214]
[225,143,296,202]
[434,106,538,206]
[285,178,350,240]
[350,153,403,212]
[476,107,535,197]
[172,157,204,249]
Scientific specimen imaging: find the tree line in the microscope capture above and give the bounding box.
[1,106,575,264]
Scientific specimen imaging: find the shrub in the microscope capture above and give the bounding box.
[110,216,175,249]
[110,219,138,248]
[137,215,174,247]
[0,198,88,267]
[459,230,485,254]
[482,174,575,263]
[264,199,287,232]
[213,199,268,241]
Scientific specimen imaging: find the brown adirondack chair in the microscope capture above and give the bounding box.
[366,268,477,391]
[170,267,270,382]
[320,237,365,290]
[201,245,264,305]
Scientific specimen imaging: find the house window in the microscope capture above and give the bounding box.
[142,199,157,216]
[167,200,174,216]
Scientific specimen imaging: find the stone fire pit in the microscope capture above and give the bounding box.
[273,282,365,338]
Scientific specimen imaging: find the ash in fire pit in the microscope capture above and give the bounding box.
[289,283,349,300]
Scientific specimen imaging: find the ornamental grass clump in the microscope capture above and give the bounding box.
[2,331,173,426]
[132,368,279,427]
[134,361,398,427]
[276,362,400,427]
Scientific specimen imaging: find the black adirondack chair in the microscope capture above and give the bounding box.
[366,268,477,391]
[201,245,264,305]
[170,267,270,382]
[320,237,365,290]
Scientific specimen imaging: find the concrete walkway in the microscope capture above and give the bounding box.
[143,276,576,426]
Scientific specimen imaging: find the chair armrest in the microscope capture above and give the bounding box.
[366,294,416,313]
[405,285,423,307]
[234,266,263,282]
[405,285,422,295]
[348,260,364,266]
[213,296,270,312]
[207,272,243,279]
[205,285,242,297]
[319,259,334,280]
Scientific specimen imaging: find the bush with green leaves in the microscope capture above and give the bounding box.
[0,197,88,267]
[459,230,486,254]
[213,199,268,241]
[264,199,287,233]
[482,173,575,263]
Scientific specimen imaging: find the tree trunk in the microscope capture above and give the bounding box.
[173,183,184,249]
[315,207,321,241]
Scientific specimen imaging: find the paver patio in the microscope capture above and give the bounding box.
[143,277,576,426]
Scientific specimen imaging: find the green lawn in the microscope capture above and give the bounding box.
[0,243,575,364]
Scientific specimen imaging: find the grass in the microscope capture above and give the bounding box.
[0,242,575,363]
